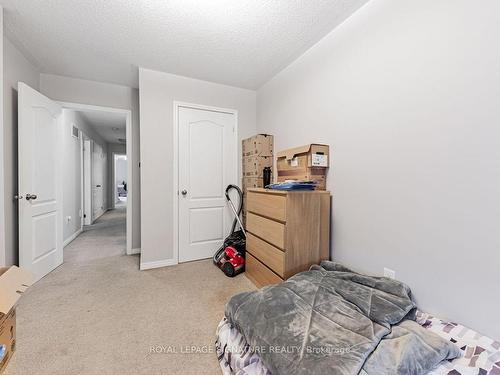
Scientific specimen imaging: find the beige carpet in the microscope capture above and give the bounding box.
[6,207,255,375]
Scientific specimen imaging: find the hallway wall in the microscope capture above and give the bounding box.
[61,109,109,244]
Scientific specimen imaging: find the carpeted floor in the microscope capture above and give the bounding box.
[6,207,255,375]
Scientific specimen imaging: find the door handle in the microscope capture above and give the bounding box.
[181,190,188,196]
[26,193,37,201]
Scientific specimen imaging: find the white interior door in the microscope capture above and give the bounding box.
[178,105,237,263]
[92,142,104,220]
[18,82,63,282]
[83,138,93,225]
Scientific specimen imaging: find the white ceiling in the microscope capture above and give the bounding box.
[0,0,369,89]
[78,110,127,144]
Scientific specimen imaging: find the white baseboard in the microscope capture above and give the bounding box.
[63,228,83,247]
[140,258,177,270]
[128,247,141,255]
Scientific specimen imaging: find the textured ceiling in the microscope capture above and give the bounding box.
[0,0,369,89]
[78,110,126,144]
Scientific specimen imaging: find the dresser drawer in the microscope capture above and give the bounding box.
[247,191,286,222]
[247,233,285,277]
[245,253,283,288]
[246,212,285,249]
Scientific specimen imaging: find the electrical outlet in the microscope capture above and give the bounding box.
[384,267,396,279]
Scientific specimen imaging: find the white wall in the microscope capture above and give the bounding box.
[61,109,110,243]
[2,36,40,266]
[40,74,140,250]
[139,68,256,267]
[257,0,500,339]
[61,109,83,242]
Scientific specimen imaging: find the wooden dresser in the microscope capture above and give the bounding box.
[245,188,331,288]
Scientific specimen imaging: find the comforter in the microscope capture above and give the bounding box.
[225,262,460,375]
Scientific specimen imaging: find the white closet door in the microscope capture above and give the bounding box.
[178,106,237,263]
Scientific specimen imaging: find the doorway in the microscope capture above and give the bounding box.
[60,102,133,257]
[174,102,238,264]
[113,154,127,208]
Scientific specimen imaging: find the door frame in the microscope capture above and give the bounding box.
[78,128,84,231]
[82,136,93,226]
[58,102,134,256]
[112,152,127,208]
[172,101,238,266]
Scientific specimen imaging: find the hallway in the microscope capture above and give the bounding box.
[6,207,254,375]
[65,206,127,264]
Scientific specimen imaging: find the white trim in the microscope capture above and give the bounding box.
[130,247,141,255]
[140,258,177,270]
[57,101,134,256]
[125,110,133,256]
[63,228,83,247]
[171,101,239,267]
[172,102,179,266]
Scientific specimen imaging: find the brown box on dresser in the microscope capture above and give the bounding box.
[244,188,331,288]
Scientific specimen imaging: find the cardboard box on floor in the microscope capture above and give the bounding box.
[242,134,273,157]
[0,267,33,374]
[277,144,330,190]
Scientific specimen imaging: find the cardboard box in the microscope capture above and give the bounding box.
[242,155,273,178]
[242,177,264,190]
[242,134,273,157]
[242,177,265,224]
[0,267,33,374]
[276,144,329,190]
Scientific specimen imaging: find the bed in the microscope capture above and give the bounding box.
[216,263,500,375]
[216,312,500,375]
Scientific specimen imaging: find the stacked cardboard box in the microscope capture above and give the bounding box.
[0,266,33,374]
[276,144,329,190]
[241,134,274,225]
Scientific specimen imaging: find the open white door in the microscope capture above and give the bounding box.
[178,105,237,263]
[18,82,63,282]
